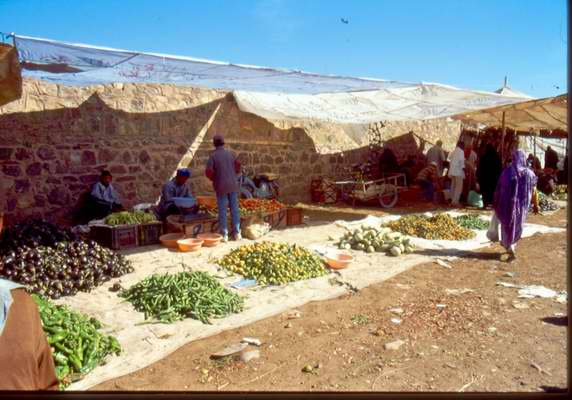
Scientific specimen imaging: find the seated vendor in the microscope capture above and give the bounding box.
[237,171,257,199]
[414,161,440,202]
[156,168,197,220]
[378,145,400,176]
[81,170,123,222]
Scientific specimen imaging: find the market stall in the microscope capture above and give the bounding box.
[452,94,568,165]
[0,210,564,389]
[1,33,566,392]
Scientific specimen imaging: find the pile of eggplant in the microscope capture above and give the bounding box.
[0,219,77,256]
[0,219,134,299]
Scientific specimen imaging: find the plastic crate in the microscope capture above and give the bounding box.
[90,224,139,250]
[286,208,304,226]
[139,222,163,246]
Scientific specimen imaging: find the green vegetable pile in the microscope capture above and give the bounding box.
[119,271,244,324]
[454,214,489,230]
[335,226,414,256]
[105,211,157,226]
[33,294,121,390]
[219,242,328,285]
[386,213,476,241]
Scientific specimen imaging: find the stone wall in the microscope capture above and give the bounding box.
[1,79,461,224]
[0,79,226,223]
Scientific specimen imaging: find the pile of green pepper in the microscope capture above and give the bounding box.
[454,214,489,230]
[32,294,121,390]
[119,271,244,324]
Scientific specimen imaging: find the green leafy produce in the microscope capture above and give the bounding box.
[218,242,328,285]
[386,213,475,241]
[119,271,244,324]
[454,214,489,230]
[105,211,157,226]
[335,226,414,256]
[0,241,134,299]
[32,294,121,390]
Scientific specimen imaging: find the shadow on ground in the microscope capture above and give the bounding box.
[541,316,568,327]
[414,248,500,260]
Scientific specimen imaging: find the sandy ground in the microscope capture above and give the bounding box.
[94,206,568,393]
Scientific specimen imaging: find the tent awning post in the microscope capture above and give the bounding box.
[500,111,507,164]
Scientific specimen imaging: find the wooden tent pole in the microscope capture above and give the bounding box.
[500,111,506,164]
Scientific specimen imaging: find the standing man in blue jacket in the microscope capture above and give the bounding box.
[205,134,242,242]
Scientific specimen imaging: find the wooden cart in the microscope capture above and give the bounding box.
[334,173,407,208]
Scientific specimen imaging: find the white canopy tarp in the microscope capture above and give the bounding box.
[12,34,532,124]
[452,94,567,132]
[233,85,532,124]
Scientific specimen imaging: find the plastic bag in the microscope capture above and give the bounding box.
[467,190,483,208]
[486,212,500,243]
[133,203,155,212]
[243,223,271,240]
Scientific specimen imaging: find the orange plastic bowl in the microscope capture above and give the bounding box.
[325,252,354,270]
[177,238,204,252]
[160,233,185,248]
[196,233,223,247]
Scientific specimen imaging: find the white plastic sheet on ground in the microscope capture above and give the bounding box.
[334,211,563,251]
[56,210,565,390]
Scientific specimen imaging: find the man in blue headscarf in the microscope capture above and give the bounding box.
[488,150,539,261]
[156,168,197,220]
[0,278,58,390]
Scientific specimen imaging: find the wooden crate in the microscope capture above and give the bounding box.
[138,222,163,246]
[183,217,219,237]
[262,209,288,230]
[90,224,139,250]
[286,208,304,226]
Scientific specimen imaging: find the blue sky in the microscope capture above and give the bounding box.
[0,0,567,98]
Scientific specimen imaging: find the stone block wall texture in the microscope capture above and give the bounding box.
[1,79,461,224]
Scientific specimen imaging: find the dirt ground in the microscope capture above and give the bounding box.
[94,207,568,393]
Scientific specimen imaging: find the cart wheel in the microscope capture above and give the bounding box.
[378,184,398,208]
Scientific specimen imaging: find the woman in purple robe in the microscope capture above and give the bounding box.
[489,150,539,260]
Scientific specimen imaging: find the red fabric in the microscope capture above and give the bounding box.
[234,159,241,174]
[205,168,214,181]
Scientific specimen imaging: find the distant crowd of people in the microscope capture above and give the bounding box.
[375,138,567,261]
[376,139,566,209]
